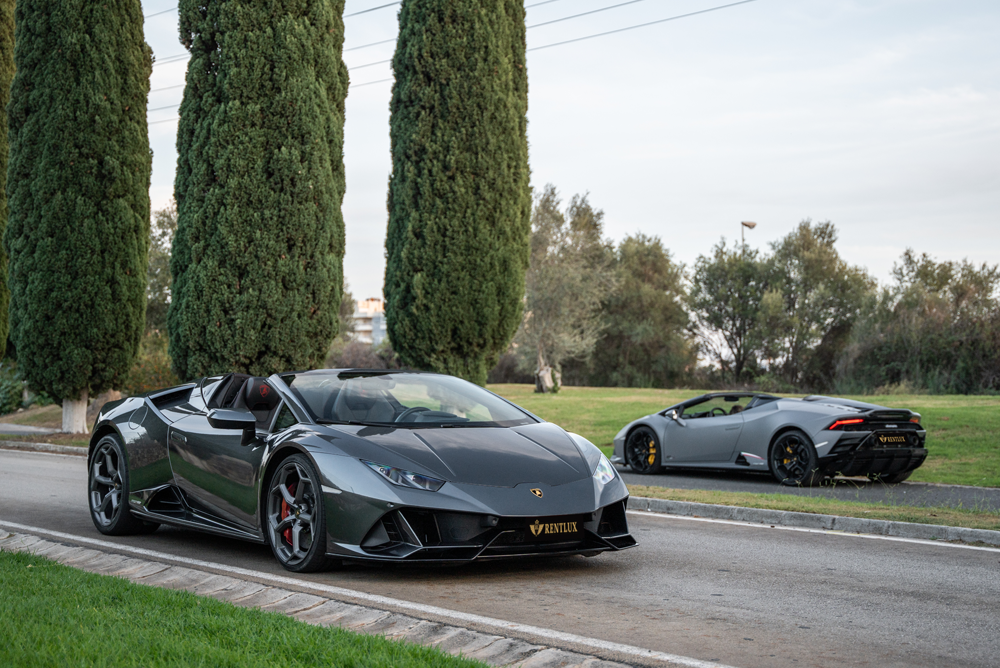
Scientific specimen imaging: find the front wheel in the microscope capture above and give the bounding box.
[88,435,159,535]
[625,426,662,474]
[265,454,331,573]
[769,430,825,487]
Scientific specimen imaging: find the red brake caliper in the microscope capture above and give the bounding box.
[281,482,296,545]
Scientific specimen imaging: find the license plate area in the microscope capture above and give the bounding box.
[873,432,912,448]
[525,515,585,542]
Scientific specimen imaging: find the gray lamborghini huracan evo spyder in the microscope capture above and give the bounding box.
[88,370,635,572]
[612,392,928,486]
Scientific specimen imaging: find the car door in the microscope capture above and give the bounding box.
[665,400,745,462]
[168,412,266,532]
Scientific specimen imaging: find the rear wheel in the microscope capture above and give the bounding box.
[625,426,662,474]
[265,454,330,573]
[868,470,912,484]
[769,430,825,487]
[88,435,159,535]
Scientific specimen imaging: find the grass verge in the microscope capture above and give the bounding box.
[490,384,1000,488]
[0,550,486,668]
[627,485,1000,532]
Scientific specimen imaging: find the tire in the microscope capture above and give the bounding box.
[868,470,912,484]
[88,434,159,535]
[769,430,826,487]
[625,426,663,474]
[264,454,330,573]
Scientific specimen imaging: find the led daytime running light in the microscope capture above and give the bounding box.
[363,460,445,492]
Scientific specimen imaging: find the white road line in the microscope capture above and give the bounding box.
[0,520,737,668]
[627,510,1000,553]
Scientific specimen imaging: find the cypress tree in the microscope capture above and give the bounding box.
[169,0,349,381]
[385,0,531,386]
[5,0,151,432]
[0,0,13,360]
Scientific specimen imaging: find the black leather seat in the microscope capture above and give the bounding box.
[239,378,282,428]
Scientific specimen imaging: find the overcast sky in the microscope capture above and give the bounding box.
[141,0,1000,301]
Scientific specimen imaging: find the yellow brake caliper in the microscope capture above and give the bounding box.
[647,438,656,465]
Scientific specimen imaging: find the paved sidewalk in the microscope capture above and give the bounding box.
[0,530,635,668]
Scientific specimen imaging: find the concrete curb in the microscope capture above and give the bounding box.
[0,530,631,668]
[629,495,1000,547]
[0,440,86,456]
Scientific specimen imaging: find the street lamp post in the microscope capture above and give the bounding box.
[741,221,757,256]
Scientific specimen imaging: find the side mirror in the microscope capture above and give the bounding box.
[208,409,257,445]
[668,409,687,427]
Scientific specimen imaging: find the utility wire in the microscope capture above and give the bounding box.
[344,1,399,18]
[148,103,181,113]
[150,84,185,94]
[345,38,396,52]
[144,6,177,19]
[527,0,658,30]
[149,117,180,125]
[528,0,759,51]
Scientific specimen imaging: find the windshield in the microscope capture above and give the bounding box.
[281,371,537,428]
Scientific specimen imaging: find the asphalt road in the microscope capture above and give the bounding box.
[618,466,1000,512]
[3,449,999,668]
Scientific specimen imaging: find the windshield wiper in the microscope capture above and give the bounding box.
[316,419,384,427]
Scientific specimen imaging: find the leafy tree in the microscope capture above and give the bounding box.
[587,234,695,388]
[146,201,177,333]
[765,221,873,388]
[837,250,1000,393]
[515,186,614,392]
[385,0,531,386]
[689,241,771,383]
[0,0,11,360]
[5,0,151,432]
[169,0,349,380]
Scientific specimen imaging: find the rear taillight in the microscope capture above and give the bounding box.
[829,418,865,430]
[910,417,920,424]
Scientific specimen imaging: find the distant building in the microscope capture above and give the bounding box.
[352,298,387,345]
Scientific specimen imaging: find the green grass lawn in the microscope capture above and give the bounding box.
[490,384,1000,488]
[0,550,485,668]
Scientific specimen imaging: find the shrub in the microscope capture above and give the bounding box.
[0,377,20,414]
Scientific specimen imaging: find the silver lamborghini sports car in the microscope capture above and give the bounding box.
[612,393,927,485]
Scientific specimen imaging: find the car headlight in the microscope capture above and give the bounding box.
[593,454,616,485]
[363,460,446,492]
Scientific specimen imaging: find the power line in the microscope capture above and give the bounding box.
[527,0,658,30]
[148,103,180,113]
[352,77,393,88]
[345,38,396,52]
[144,6,177,19]
[150,84,185,94]
[350,58,392,71]
[149,117,179,125]
[344,1,399,18]
[527,0,759,51]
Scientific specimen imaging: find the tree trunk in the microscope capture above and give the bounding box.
[62,391,89,434]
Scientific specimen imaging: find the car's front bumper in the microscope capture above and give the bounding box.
[328,499,636,563]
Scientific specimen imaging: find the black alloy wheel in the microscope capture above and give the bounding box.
[625,426,662,474]
[88,435,159,535]
[265,454,330,572]
[769,430,825,487]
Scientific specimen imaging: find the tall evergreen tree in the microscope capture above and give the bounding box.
[5,0,151,432]
[0,0,13,360]
[385,0,531,385]
[169,0,349,380]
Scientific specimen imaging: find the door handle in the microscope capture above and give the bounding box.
[170,431,187,444]
[725,426,740,431]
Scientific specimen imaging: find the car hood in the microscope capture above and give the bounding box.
[320,421,591,488]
